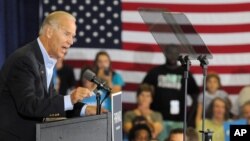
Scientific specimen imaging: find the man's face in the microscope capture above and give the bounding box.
[164,46,179,66]
[48,19,76,59]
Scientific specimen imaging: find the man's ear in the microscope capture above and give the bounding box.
[46,26,53,39]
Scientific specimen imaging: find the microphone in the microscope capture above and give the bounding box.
[82,68,111,92]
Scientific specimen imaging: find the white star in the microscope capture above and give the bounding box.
[107,32,112,38]
[44,0,49,4]
[113,13,119,19]
[92,6,98,11]
[65,5,71,10]
[51,5,57,11]
[57,0,63,4]
[92,19,98,24]
[78,18,84,24]
[93,32,99,37]
[85,0,91,5]
[106,19,112,25]
[79,5,84,11]
[86,12,91,18]
[85,25,91,30]
[72,0,77,4]
[99,12,105,18]
[113,0,119,5]
[99,38,105,44]
[86,38,91,43]
[99,0,105,5]
[114,39,119,44]
[99,25,105,31]
[79,31,84,37]
[106,6,112,12]
[113,26,119,31]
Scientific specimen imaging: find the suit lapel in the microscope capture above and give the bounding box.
[31,40,48,94]
[39,64,47,93]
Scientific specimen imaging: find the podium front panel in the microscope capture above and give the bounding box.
[36,113,111,141]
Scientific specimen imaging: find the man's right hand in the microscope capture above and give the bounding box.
[70,87,92,104]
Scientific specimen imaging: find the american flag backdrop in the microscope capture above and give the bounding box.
[40,0,250,109]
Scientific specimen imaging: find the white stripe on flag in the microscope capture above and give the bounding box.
[123,30,250,45]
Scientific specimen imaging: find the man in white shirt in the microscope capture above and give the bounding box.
[0,11,102,141]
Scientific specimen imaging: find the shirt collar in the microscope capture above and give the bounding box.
[37,38,57,68]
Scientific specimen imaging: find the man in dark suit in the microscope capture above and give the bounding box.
[0,11,99,141]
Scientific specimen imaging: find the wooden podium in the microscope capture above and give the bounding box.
[36,113,111,141]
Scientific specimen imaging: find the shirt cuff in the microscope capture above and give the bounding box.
[80,105,88,116]
[64,95,74,111]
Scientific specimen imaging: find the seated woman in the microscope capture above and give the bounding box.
[196,72,230,125]
[196,97,231,141]
[124,84,163,140]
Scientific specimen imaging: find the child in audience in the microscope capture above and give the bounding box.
[129,124,152,141]
[196,97,230,141]
[165,128,183,141]
[196,73,229,125]
[165,127,198,141]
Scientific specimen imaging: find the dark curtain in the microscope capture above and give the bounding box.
[0,0,39,68]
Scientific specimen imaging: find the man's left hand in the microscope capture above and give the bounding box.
[85,105,108,116]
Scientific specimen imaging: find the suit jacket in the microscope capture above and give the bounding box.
[0,40,84,141]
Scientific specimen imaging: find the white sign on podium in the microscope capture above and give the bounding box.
[111,91,122,141]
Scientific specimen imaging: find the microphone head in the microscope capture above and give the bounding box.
[82,68,96,81]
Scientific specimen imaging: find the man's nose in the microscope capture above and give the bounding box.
[67,37,74,46]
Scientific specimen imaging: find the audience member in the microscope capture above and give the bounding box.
[196,72,229,125]
[165,128,183,141]
[240,100,250,124]
[77,66,96,90]
[186,127,199,141]
[143,45,199,138]
[124,84,163,140]
[196,97,230,141]
[165,127,198,141]
[129,124,152,141]
[94,51,124,93]
[77,66,112,111]
[231,86,250,117]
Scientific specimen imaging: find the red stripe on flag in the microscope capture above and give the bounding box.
[122,42,250,53]
[64,60,250,74]
[122,2,250,13]
[123,103,137,111]
[123,23,250,33]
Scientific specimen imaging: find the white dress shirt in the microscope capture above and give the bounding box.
[37,38,86,116]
